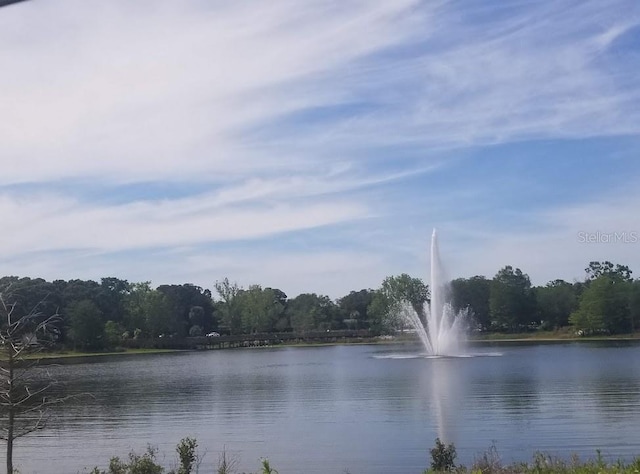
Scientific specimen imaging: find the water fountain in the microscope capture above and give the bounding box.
[401,229,467,356]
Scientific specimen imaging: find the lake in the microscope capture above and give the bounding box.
[8,341,640,473]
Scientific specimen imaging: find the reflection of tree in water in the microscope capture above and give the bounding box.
[494,374,541,415]
[45,357,296,432]
[208,371,289,422]
[589,376,640,420]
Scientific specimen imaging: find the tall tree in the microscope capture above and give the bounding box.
[570,274,632,334]
[490,266,537,331]
[382,274,429,316]
[0,286,64,474]
[95,277,131,324]
[585,261,633,282]
[123,282,153,336]
[235,285,285,333]
[214,278,242,335]
[451,276,490,330]
[629,280,640,334]
[368,275,429,333]
[535,280,578,329]
[67,299,105,350]
[287,293,336,332]
[157,284,215,337]
[337,289,375,329]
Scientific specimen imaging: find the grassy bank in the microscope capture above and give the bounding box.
[470,328,640,343]
[11,330,640,364]
[81,437,640,474]
[21,347,181,364]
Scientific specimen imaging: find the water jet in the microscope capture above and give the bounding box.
[401,229,467,356]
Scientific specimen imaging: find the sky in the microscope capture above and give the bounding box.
[1,0,640,299]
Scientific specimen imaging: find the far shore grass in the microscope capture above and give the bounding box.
[5,330,639,363]
[469,328,640,343]
[18,347,182,362]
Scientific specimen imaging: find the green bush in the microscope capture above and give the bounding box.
[176,437,198,474]
[430,438,457,472]
[91,446,163,474]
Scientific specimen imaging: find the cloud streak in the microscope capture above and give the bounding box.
[0,0,639,296]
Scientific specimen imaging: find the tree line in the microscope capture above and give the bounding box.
[0,260,638,351]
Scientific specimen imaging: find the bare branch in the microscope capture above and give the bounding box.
[0,285,68,473]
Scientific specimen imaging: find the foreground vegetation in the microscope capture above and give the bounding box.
[80,438,640,474]
[426,438,640,474]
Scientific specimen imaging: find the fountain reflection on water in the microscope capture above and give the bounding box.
[401,229,468,356]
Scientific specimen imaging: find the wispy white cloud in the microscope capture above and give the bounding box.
[0,189,369,255]
[0,0,426,183]
[0,0,639,296]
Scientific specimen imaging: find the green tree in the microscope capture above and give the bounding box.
[176,437,198,474]
[214,278,242,334]
[570,274,632,334]
[337,289,375,329]
[144,291,173,338]
[430,438,457,472]
[124,284,173,338]
[287,293,336,332]
[96,277,131,324]
[67,299,105,350]
[535,280,578,329]
[585,261,632,281]
[367,275,428,333]
[629,280,640,333]
[95,445,163,474]
[236,285,285,333]
[489,266,537,331]
[104,320,124,348]
[267,288,289,331]
[382,274,429,316]
[157,284,215,337]
[123,282,154,335]
[451,276,490,330]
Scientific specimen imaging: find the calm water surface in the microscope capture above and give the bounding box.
[9,342,640,473]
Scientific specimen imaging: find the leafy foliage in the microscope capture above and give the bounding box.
[176,437,198,474]
[287,293,336,332]
[534,280,578,330]
[489,266,537,331]
[570,274,632,334]
[67,299,104,350]
[0,259,638,354]
[92,445,163,474]
[451,276,490,330]
[429,437,457,472]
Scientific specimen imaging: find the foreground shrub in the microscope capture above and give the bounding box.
[176,437,198,474]
[90,445,163,474]
[431,442,640,474]
[429,438,457,472]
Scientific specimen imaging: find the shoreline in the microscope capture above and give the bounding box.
[16,332,640,364]
[27,348,183,365]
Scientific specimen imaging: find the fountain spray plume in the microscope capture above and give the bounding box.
[401,229,468,356]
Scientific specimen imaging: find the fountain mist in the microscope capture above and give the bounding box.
[402,229,467,356]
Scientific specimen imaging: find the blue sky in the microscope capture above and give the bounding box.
[1,0,639,298]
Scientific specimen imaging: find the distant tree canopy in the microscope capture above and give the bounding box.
[451,276,490,330]
[489,266,537,331]
[0,260,637,349]
[535,280,578,330]
[368,274,429,332]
